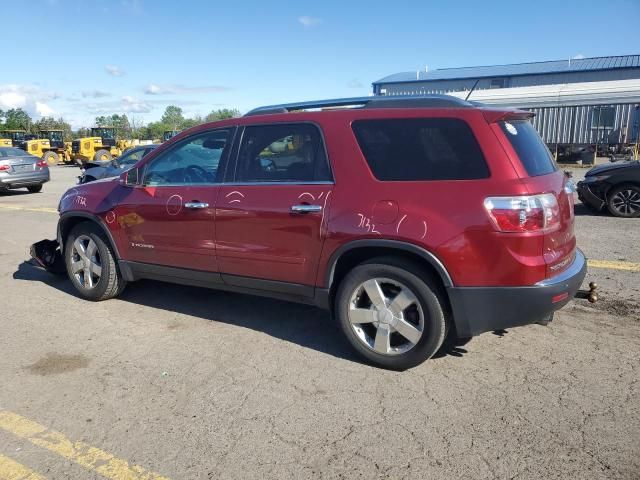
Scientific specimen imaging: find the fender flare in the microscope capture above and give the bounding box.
[324,239,453,289]
[57,211,121,259]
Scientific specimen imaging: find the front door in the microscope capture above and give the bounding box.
[215,123,334,289]
[115,128,234,272]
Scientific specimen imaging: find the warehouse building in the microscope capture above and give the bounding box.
[373,55,640,161]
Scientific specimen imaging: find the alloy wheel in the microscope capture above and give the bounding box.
[70,235,102,289]
[611,189,640,216]
[348,278,425,355]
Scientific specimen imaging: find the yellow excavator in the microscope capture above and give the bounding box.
[71,127,123,164]
[0,129,28,147]
[21,129,72,165]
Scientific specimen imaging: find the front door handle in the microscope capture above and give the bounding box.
[291,204,322,214]
[185,201,209,209]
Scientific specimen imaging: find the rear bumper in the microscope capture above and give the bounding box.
[0,170,50,189]
[447,249,587,338]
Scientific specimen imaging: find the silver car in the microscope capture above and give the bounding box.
[0,147,50,193]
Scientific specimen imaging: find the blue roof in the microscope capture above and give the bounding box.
[373,55,640,85]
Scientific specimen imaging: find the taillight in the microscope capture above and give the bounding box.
[484,193,560,232]
[36,160,48,167]
[0,164,9,171]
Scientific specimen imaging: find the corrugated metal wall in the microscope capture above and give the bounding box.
[527,104,637,145]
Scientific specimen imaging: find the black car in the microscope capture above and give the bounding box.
[79,145,158,184]
[577,160,640,217]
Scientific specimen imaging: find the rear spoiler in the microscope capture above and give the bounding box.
[481,108,535,123]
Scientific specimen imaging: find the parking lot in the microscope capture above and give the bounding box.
[0,166,638,479]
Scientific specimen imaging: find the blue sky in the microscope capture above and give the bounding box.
[3,0,639,128]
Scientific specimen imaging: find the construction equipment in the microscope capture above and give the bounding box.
[71,127,122,164]
[0,129,28,147]
[163,130,179,142]
[22,129,72,165]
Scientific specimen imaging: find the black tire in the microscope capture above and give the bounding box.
[606,184,640,218]
[42,151,59,166]
[94,149,112,161]
[64,222,125,301]
[335,257,447,370]
[27,185,43,193]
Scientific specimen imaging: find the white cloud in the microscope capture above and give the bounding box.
[121,96,152,113]
[298,15,322,27]
[144,83,230,95]
[0,84,56,118]
[105,64,125,76]
[572,54,585,60]
[81,90,111,98]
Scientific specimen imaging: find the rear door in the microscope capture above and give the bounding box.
[215,122,333,290]
[114,128,234,272]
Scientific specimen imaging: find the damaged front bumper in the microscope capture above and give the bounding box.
[576,181,606,210]
[30,239,65,274]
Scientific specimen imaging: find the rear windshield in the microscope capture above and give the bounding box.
[352,118,489,181]
[0,147,29,157]
[499,120,557,176]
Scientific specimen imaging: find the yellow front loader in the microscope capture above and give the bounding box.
[0,129,27,147]
[71,127,122,164]
[23,130,72,165]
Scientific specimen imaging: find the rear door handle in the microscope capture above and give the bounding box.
[185,201,209,209]
[291,204,322,214]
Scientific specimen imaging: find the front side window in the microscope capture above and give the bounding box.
[353,118,489,181]
[235,123,331,183]
[143,129,232,186]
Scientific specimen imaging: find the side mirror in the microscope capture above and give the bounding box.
[119,167,140,187]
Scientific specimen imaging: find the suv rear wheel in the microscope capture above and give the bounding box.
[65,222,125,301]
[335,257,447,370]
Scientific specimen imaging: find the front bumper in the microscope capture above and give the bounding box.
[447,249,587,337]
[576,181,606,210]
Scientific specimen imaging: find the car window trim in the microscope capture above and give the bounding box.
[228,121,334,185]
[141,127,236,187]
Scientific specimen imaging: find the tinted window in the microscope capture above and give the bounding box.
[235,124,331,183]
[0,147,29,157]
[143,129,231,186]
[500,120,557,177]
[352,118,489,181]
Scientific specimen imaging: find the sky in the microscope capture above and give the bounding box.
[3,0,639,128]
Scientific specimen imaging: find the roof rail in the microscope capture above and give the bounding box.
[244,94,473,116]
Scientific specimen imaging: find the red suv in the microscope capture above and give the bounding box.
[41,96,586,369]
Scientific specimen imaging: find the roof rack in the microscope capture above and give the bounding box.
[244,94,473,116]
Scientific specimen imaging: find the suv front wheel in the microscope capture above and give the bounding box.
[65,222,125,301]
[335,257,447,370]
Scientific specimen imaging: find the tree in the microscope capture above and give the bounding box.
[205,108,240,122]
[161,106,184,130]
[33,116,73,141]
[3,108,32,131]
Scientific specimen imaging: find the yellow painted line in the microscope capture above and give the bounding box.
[0,205,57,214]
[0,411,169,480]
[588,259,640,272]
[0,454,45,480]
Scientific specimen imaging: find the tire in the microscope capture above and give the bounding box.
[335,257,447,370]
[64,222,126,301]
[27,185,43,193]
[42,151,59,166]
[94,149,112,161]
[606,184,640,218]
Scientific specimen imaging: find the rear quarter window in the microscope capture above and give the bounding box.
[352,118,489,181]
[500,120,557,176]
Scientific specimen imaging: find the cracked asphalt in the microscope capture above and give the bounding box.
[0,166,638,479]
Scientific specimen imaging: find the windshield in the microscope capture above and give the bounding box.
[499,120,557,177]
[44,131,64,142]
[0,147,29,157]
[92,128,115,139]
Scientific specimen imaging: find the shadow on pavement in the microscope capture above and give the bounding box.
[14,260,468,366]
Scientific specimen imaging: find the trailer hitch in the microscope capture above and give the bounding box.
[30,239,65,275]
[575,282,598,303]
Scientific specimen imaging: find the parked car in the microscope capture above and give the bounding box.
[577,160,640,217]
[0,147,50,193]
[79,145,158,184]
[35,95,585,370]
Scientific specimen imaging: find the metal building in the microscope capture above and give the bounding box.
[373,55,640,160]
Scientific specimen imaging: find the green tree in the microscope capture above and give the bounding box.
[161,106,185,130]
[3,108,32,131]
[205,108,240,122]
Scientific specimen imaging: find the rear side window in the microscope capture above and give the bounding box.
[499,120,557,176]
[352,118,489,181]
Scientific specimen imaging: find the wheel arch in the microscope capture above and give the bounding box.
[57,212,121,259]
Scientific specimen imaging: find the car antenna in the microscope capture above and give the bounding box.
[465,79,480,101]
